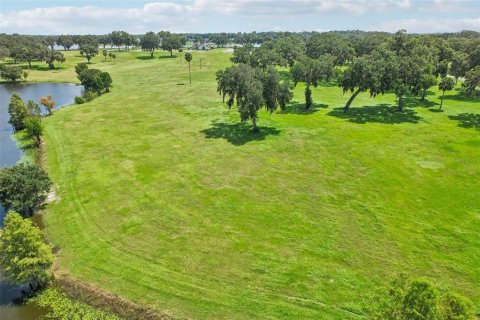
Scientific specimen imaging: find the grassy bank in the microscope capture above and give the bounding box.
[22,49,480,319]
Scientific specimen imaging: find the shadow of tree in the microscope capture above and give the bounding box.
[136,56,156,60]
[327,104,422,124]
[200,122,281,146]
[403,96,438,108]
[448,113,480,130]
[279,101,328,115]
[159,55,178,59]
[442,91,480,103]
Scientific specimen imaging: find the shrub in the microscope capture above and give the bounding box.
[0,65,24,82]
[84,91,97,102]
[0,211,54,288]
[0,164,52,217]
[75,95,85,104]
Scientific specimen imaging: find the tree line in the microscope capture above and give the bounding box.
[216,29,480,130]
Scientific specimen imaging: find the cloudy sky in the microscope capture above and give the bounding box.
[1,0,479,35]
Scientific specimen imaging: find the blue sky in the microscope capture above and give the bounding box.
[1,0,479,34]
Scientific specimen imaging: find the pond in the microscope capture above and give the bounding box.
[0,82,84,320]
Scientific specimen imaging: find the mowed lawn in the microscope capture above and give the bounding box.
[26,50,480,319]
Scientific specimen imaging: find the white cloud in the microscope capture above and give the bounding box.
[373,17,480,33]
[0,2,201,34]
[0,0,478,34]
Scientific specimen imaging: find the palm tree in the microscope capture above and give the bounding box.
[185,52,193,84]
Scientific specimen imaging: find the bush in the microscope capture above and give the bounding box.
[0,164,52,217]
[75,95,85,104]
[84,91,97,102]
[374,274,477,320]
[0,65,24,83]
[0,212,54,288]
[30,288,122,320]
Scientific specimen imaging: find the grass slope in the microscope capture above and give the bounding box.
[24,50,480,319]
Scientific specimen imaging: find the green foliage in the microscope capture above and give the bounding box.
[158,31,187,56]
[27,99,41,117]
[0,164,52,217]
[374,275,476,320]
[438,77,456,110]
[24,116,43,146]
[75,95,85,104]
[0,65,25,83]
[57,34,74,50]
[75,63,113,94]
[306,33,355,66]
[140,31,160,58]
[30,288,123,320]
[291,55,334,109]
[79,41,98,63]
[8,92,28,131]
[184,52,193,62]
[84,91,97,102]
[0,212,53,286]
[44,50,65,69]
[463,66,480,94]
[216,64,292,130]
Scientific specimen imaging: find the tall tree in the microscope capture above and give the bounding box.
[438,77,455,110]
[141,32,160,58]
[43,50,65,69]
[291,55,334,109]
[216,64,292,131]
[57,35,74,50]
[24,116,43,146]
[340,51,392,112]
[185,52,193,84]
[8,93,28,131]
[463,65,480,94]
[450,52,470,83]
[159,31,187,56]
[79,42,98,63]
[0,211,54,290]
[0,164,52,217]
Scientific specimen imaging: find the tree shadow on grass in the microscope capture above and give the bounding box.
[442,90,480,103]
[403,96,438,108]
[448,113,480,130]
[279,101,328,115]
[159,55,178,59]
[200,122,281,146]
[327,104,422,124]
[136,56,156,60]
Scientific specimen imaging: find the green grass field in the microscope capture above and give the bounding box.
[24,50,480,319]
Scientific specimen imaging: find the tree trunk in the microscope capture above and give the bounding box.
[170,50,173,57]
[188,61,191,84]
[343,88,362,112]
[439,91,445,110]
[397,94,403,112]
[305,84,312,109]
[28,61,31,69]
[150,50,154,58]
[252,115,258,132]
[421,88,426,101]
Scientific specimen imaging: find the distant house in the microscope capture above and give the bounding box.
[193,42,214,50]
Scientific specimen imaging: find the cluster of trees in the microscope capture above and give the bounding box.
[7,92,56,145]
[0,164,54,291]
[140,31,187,58]
[106,30,137,51]
[0,34,65,70]
[216,64,292,131]
[224,29,480,121]
[374,274,477,320]
[75,63,112,94]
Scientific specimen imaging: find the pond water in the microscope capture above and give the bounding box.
[0,82,84,319]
